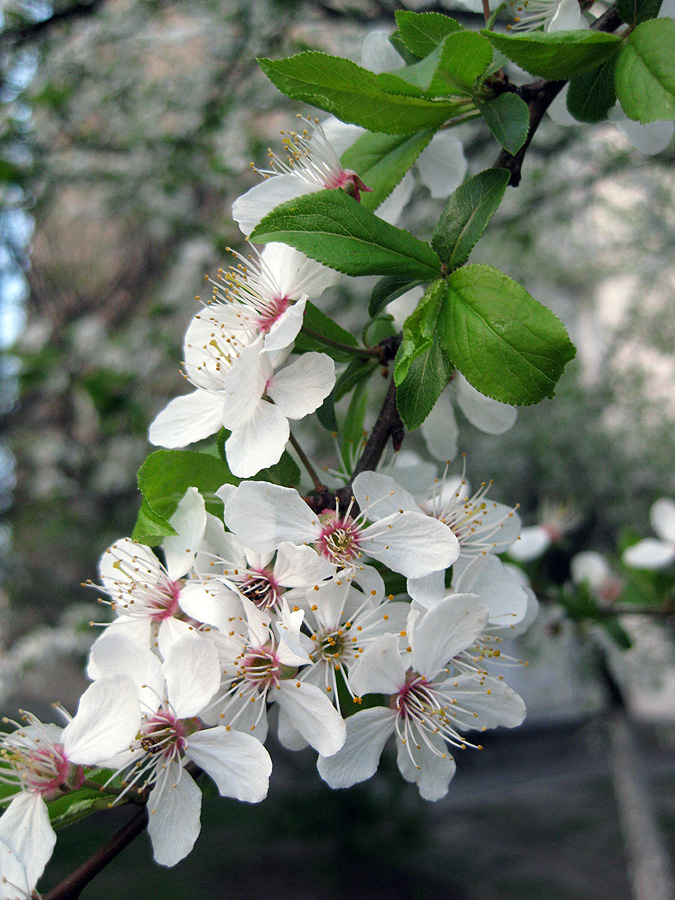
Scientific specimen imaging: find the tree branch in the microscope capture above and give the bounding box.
[44,805,149,900]
[494,3,625,186]
[0,0,107,44]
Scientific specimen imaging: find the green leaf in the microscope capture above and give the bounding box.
[432,168,510,271]
[341,380,370,469]
[477,92,530,154]
[396,333,452,431]
[394,279,446,386]
[484,30,621,80]
[258,451,301,487]
[258,53,469,134]
[334,356,378,402]
[437,266,575,404]
[567,57,617,122]
[341,130,435,212]
[132,497,177,545]
[395,10,464,58]
[369,276,423,318]
[250,189,442,281]
[376,32,493,98]
[294,300,359,361]
[137,449,237,533]
[616,0,662,26]
[316,387,339,431]
[615,19,675,122]
[48,788,114,829]
[388,30,422,65]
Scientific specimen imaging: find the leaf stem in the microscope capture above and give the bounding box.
[301,325,381,359]
[44,805,149,900]
[289,431,325,493]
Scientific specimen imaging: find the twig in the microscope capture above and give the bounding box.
[289,432,326,493]
[494,3,625,186]
[44,805,149,900]
[0,0,106,44]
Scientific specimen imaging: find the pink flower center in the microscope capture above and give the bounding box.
[256,295,290,334]
[240,568,283,611]
[315,511,362,566]
[324,170,372,202]
[141,708,189,758]
[149,581,182,623]
[392,672,432,722]
[1,736,80,800]
[240,644,283,691]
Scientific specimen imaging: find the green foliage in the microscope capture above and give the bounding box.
[258,53,468,134]
[250,189,442,280]
[431,168,511,271]
[396,267,575,406]
[615,19,675,122]
[615,0,663,26]
[340,130,435,212]
[567,58,617,123]
[439,265,576,404]
[396,333,452,431]
[133,450,237,545]
[394,279,446,386]
[375,32,493,98]
[394,10,464,58]
[477,92,530,155]
[295,300,359,362]
[368,275,423,319]
[484,30,621,80]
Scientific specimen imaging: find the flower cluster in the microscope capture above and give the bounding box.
[0,117,533,895]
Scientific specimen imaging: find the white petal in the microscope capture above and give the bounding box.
[362,511,459,578]
[508,526,551,561]
[375,171,414,225]
[623,538,675,569]
[421,388,459,461]
[157,616,198,660]
[186,728,271,802]
[411,593,489,679]
[267,352,335,419]
[263,298,306,354]
[225,481,320,554]
[163,634,220,718]
[220,339,269,429]
[232,176,317,236]
[273,542,335,587]
[396,732,456,800]
[548,0,586,30]
[349,632,406,696]
[415,132,467,199]
[570,551,610,589]
[147,762,201,867]
[87,632,164,701]
[456,375,517,434]
[453,555,529,627]
[361,29,404,73]
[0,836,30,899]
[148,391,224,448]
[317,707,396,788]
[277,705,310,751]
[321,116,365,157]
[164,487,206,579]
[225,402,290,478]
[352,471,419,519]
[178,581,243,632]
[63,677,141,764]
[407,569,447,608]
[547,84,581,127]
[0,793,54,889]
[275,680,346,756]
[609,107,675,155]
[650,497,675,542]
[447,674,526,730]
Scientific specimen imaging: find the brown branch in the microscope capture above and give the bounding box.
[0,0,107,44]
[44,805,149,900]
[494,3,625,186]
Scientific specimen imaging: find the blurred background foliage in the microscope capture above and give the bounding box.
[0,1,674,897]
